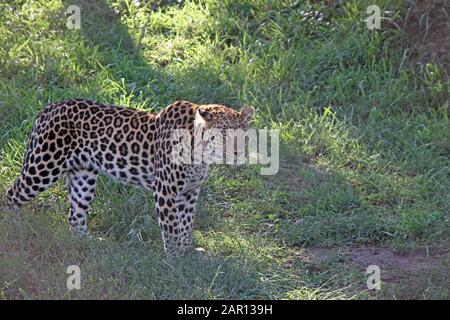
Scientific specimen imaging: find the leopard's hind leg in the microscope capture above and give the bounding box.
[66,168,98,235]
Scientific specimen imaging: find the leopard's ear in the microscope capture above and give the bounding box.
[240,106,255,123]
[198,108,213,121]
[195,108,212,127]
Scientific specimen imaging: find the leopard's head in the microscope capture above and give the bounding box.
[194,104,255,165]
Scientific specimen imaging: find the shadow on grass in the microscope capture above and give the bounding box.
[62,0,238,106]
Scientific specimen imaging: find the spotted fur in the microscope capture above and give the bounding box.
[5,99,254,255]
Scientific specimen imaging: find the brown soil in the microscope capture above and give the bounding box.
[308,246,447,271]
[392,0,450,65]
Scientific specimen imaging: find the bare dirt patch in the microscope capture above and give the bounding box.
[306,246,449,298]
[389,0,450,66]
[307,246,448,273]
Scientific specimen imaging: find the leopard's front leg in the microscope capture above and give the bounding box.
[154,195,199,255]
[153,173,205,255]
[153,177,185,256]
[175,186,202,253]
[173,165,208,254]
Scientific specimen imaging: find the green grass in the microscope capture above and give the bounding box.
[0,0,449,299]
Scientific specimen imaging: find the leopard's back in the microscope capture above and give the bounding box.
[38,99,159,187]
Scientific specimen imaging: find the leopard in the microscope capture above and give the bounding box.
[4,98,255,255]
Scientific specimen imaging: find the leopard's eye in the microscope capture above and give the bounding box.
[210,136,215,141]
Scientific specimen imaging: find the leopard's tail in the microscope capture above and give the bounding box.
[5,170,39,209]
[5,128,37,209]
